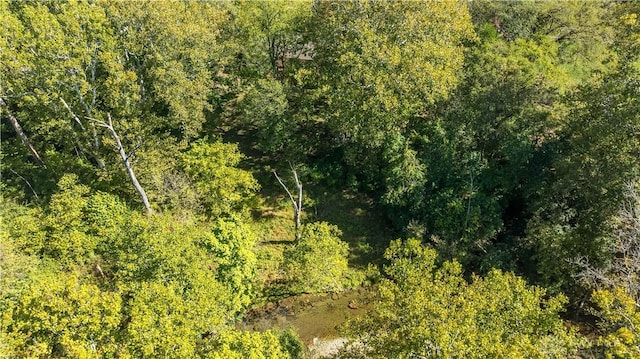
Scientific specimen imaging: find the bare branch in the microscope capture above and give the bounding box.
[0,97,45,167]
[61,99,105,168]
[289,161,303,230]
[274,163,303,240]
[86,116,105,125]
[60,97,86,130]
[98,113,153,214]
[575,180,640,301]
[95,263,106,278]
[9,169,39,199]
[126,140,145,161]
[273,170,298,212]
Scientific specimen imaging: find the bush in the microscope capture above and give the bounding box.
[283,222,350,294]
[181,140,259,218]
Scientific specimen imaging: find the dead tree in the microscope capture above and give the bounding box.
[575,181,640,301]
[274,162,303,240]
[92,114,152,214]
[0,97,45,167]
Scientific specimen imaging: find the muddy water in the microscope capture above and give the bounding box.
[239,288,374,344]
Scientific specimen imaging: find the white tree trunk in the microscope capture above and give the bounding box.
[274,162,303,240]
[96,114,152,214]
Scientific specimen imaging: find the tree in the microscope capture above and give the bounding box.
[100,0,226,140]
[273,163,303,240]
[1,272,122,358]
[282,222,350,294]
[204,217,259,311]
[223,1,325,162]
[373,0,632,282]
[339,239,583,358]
[590,288,640,359]
[575,181,640,358]
[309,0,475,147]
[198,328,303,359]
[237,77,291,154]
[93,113,152,213]
[527,58,640,291]
[0,187,283,357]
[378,15,568,271]
[181,139,259,218]
[221,0,312,79]
[0,0,226,203]
[469,1,616,86]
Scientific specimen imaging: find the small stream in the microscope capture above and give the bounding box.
[239,288,374,355]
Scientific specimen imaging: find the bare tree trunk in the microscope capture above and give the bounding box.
[274,162,303,240]
[60,97,105,169]
[0,97,45,167]
[94,114,152,214]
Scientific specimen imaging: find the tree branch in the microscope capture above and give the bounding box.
[60,97,86,130]
[90,114,153,214]
[0,97,45,167]
[9,169,39,199]
[274,163,303,240]
[126,140,145,161]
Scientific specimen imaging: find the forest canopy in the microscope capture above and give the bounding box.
[1,0,639,358]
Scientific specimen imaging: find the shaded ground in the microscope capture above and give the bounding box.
[220,121,389,356]
[306,186,393,267]
[220,122,395,267]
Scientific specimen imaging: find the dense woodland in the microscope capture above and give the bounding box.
[1,0,639,358]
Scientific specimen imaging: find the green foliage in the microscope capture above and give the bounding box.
[2,0,639,354]
[528,64,640,290]
[276,328,305,359]
[1,186,274,357]
[239,77,291,153]
[199,328,303,359]
[204,218,259,311]
[470,0,616,86]
[378,24,568,268]
[575,181,640,358]
[101,0,225,139]
[283,222,350,294]
[369,0,637,285]
[44,174,95,265]
[181,139,259,218]
[591,288,640,358]
[415,28,567,268]
[311,0,475,146]
[1,0,227,202]
[2,174,94,266]
[340,239,584,358]
[1,271,122,358]
[221,0,311,78]
[1,199,47,257]
[122,280,221,358]
[591,287,640,358]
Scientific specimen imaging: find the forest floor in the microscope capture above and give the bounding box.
[220,122,393,355]
[219,121,396,267]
